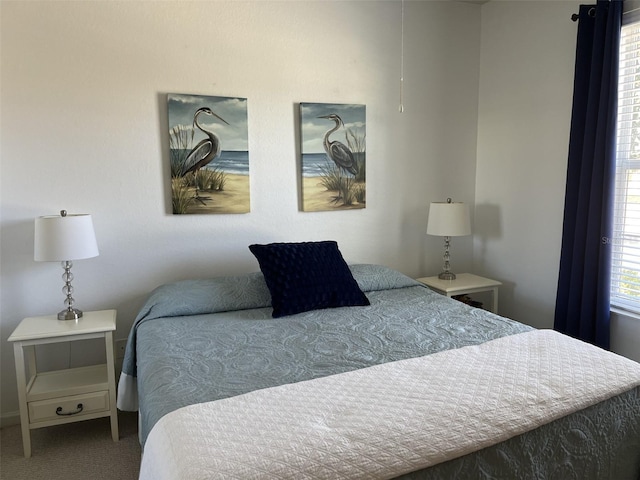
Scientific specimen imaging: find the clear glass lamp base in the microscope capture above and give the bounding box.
[438,271,457,280]
[58,308,83,321]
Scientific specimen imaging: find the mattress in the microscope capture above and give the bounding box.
[117,264,640,479]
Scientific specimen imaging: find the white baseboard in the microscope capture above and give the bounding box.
[1,411,20,428]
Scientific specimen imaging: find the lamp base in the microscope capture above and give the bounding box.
[438,271,457,281]
[58,308,83,321]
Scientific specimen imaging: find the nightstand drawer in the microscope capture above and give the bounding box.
[28,390,110,424]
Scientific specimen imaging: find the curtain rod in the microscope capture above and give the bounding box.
[571,7,596,22]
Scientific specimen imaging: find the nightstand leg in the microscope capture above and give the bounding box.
[492,287,499,314]
[104,331,119,441]
[13,342,31,458]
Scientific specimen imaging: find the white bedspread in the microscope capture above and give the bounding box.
[139,330,640,480]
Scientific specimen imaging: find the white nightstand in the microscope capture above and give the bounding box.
[416,273,502,314]
[8,309,119,458]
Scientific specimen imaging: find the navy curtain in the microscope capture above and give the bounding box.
[554,0,622,349]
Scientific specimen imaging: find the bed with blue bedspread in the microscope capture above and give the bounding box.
[117,249,640,480]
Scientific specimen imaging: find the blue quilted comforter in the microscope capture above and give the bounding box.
[118,265,531,444]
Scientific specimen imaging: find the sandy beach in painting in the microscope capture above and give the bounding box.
[302,177,365,212]
[181,173,365,214]
[184,173,250,214]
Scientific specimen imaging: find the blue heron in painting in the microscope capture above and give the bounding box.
[318,114,358,176]
[182,107,229,203]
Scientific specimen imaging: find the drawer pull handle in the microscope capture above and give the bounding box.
[56,403,83,416]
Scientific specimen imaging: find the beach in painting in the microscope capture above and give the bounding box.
[302,176,365,212]
[182,173,364,213]
[182,173,250,214]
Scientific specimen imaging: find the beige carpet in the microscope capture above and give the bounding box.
[0,411,141,480]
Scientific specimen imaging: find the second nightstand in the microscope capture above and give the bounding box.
[416,273,502,314]
[8,309,119,458]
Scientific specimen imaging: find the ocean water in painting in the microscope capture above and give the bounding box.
[302,153,334,177]
[203,150,249,175]
[173,149,250,175]
[188,151,334,177]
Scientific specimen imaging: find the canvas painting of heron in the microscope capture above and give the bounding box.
[168,93,250,214]
[300,103,366,212]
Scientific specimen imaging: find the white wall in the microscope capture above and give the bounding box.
[475,0,640,363]
[475,0,579,327]
[0,1,481,421]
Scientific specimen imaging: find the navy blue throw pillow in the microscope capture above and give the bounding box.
[249,241,370,318]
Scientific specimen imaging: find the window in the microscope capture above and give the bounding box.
[612,13,640,312]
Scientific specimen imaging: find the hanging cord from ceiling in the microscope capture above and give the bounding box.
[399,0,405,113]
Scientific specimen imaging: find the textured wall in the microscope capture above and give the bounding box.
[0,1,482,421]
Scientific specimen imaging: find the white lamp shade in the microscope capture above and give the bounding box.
[34,213,99,261]
[427,201,471,237]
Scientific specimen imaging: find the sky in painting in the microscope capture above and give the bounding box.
[168,93,248,151]
[300,103,366,154]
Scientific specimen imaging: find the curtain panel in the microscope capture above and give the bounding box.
[554,0,622,349]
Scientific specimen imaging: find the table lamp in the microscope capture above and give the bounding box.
[34,210,99,320]
[427,198,471,280]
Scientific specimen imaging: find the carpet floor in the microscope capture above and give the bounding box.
[0,411,141,480]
